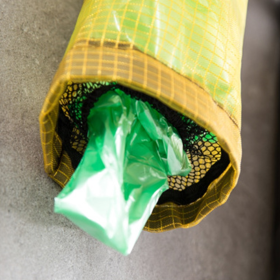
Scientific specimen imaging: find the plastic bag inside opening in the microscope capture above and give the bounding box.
[55,87,191,255]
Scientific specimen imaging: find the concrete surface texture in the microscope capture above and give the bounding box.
[0,0,279,279]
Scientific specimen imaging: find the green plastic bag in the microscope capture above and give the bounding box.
[54,88,191,255]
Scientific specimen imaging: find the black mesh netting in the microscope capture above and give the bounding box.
[57,82,229,205]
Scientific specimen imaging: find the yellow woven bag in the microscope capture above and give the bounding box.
[40,0,248,232]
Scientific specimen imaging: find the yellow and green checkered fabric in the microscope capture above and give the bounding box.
[39,0,247,232]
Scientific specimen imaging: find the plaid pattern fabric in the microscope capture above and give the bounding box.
[40,0,247,232]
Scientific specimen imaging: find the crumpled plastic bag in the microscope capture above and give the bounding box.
[54,88,191,255]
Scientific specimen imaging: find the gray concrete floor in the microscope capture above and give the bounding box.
[0,0,279,279]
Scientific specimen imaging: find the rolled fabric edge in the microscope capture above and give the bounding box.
[39,43,241,232]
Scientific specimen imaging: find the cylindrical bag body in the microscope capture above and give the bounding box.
[40,0,248,232]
